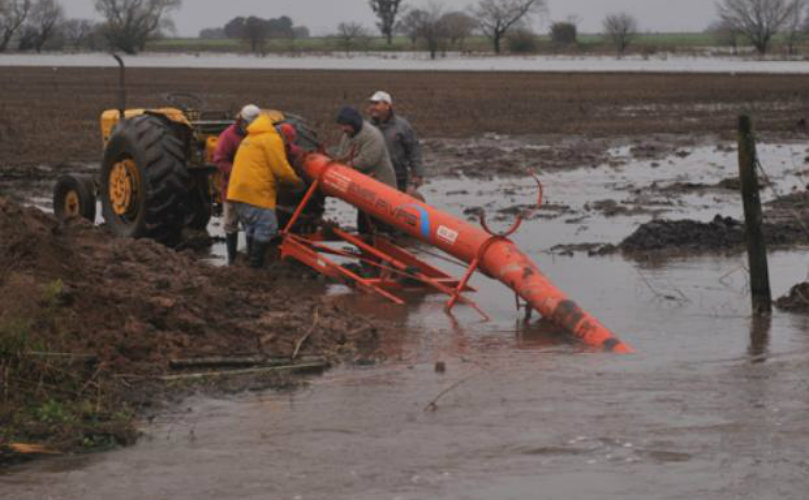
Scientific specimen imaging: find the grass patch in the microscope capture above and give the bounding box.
[0,279,138,462]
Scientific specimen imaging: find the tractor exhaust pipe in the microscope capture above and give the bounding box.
[112,53,126,120]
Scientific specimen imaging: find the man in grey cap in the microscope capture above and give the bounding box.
[367,90,424,192]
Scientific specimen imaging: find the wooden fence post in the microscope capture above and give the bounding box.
[737,115,772,314]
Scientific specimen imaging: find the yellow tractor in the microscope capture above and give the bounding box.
[54,56,320,246]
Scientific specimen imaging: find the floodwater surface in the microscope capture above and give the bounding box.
[2,141,808,499]
[3,52,809,74]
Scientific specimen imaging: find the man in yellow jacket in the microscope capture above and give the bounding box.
[227,112,303,268]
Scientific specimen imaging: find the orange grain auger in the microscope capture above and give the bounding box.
[280,153,633,354]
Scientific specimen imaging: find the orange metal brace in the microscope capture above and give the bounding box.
[445,174,544,316]
[281,177,321,236]
[280,164,485,312]
[283,233,406,304]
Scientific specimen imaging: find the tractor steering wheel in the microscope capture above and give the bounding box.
[163,92,206,112]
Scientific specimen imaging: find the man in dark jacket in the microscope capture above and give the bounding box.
[335,106,398,188]
[335,106,397,234]
[367,90,424,192]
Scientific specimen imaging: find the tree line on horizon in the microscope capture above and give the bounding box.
[357,0,809,57]
[0,0,182,54]
[1,0,808,56]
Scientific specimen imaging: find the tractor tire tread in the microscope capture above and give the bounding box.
[101,114,190,246]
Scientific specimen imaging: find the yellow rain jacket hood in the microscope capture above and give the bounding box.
[227,114,302,209]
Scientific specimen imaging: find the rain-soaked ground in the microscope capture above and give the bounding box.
[2,140,808,499]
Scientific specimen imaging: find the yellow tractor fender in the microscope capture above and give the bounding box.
[100,108,191,148]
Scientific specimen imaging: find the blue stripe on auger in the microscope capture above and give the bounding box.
[400,204,431,238]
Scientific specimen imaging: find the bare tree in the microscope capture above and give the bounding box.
[441,11,475,49]
[707,18,744,54]
[472,0,546,54]
[292,26,309,39]
[62,18,95,50]
[369,0,404,45]
[94,0,181,55]
[603,12,638,56]
[550,21,577,45]
[27,0,63,52]
[266,16,294,38]
[242,16,268,54]
[717,0,800,55]
[783,0,807,54]
[803,9,809,37]
[224,16,245,39]
[16,23,35,49]
[336,22,371,54]
[417,2,448,59]
[199,27,225,39]
[506,26,538,52]
[396,8,428,47]
[0,0,32,52]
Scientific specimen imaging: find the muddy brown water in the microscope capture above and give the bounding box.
[2,141,809,499]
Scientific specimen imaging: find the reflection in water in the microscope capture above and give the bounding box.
[515,318,572,350]
[748,313,771,363]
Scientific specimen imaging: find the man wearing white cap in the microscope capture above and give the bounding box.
[367,90,424,192]
[214,104,261,265]
[228,107,303,268]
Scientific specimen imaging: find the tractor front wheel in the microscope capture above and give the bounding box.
[53,174,96,222]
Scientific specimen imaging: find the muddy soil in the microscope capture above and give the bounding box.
[1,68,807,168]
[611,191,809,254]
[0,196,387,454]
[425,133,722,179]
[0,196,385,370]
[776,282,809,311]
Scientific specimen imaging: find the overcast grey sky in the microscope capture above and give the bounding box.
[61,0,719,37]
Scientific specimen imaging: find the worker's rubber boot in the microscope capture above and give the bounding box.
[249,240,269,269]
[225,232,238,266]
[246,236,254,259]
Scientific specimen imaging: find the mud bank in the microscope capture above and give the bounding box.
[610,191,809,255]
[0,197,386,459]
[424,133,722,179]
[776,282,809,311]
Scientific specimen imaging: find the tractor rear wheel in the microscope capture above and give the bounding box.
[184,173,212,230]
[100,115,190,246]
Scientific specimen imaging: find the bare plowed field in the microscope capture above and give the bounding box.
[1,67,807,166]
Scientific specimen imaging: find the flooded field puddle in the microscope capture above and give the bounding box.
[2,140,809,499]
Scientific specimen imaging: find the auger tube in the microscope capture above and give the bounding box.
[301,153,632,353]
